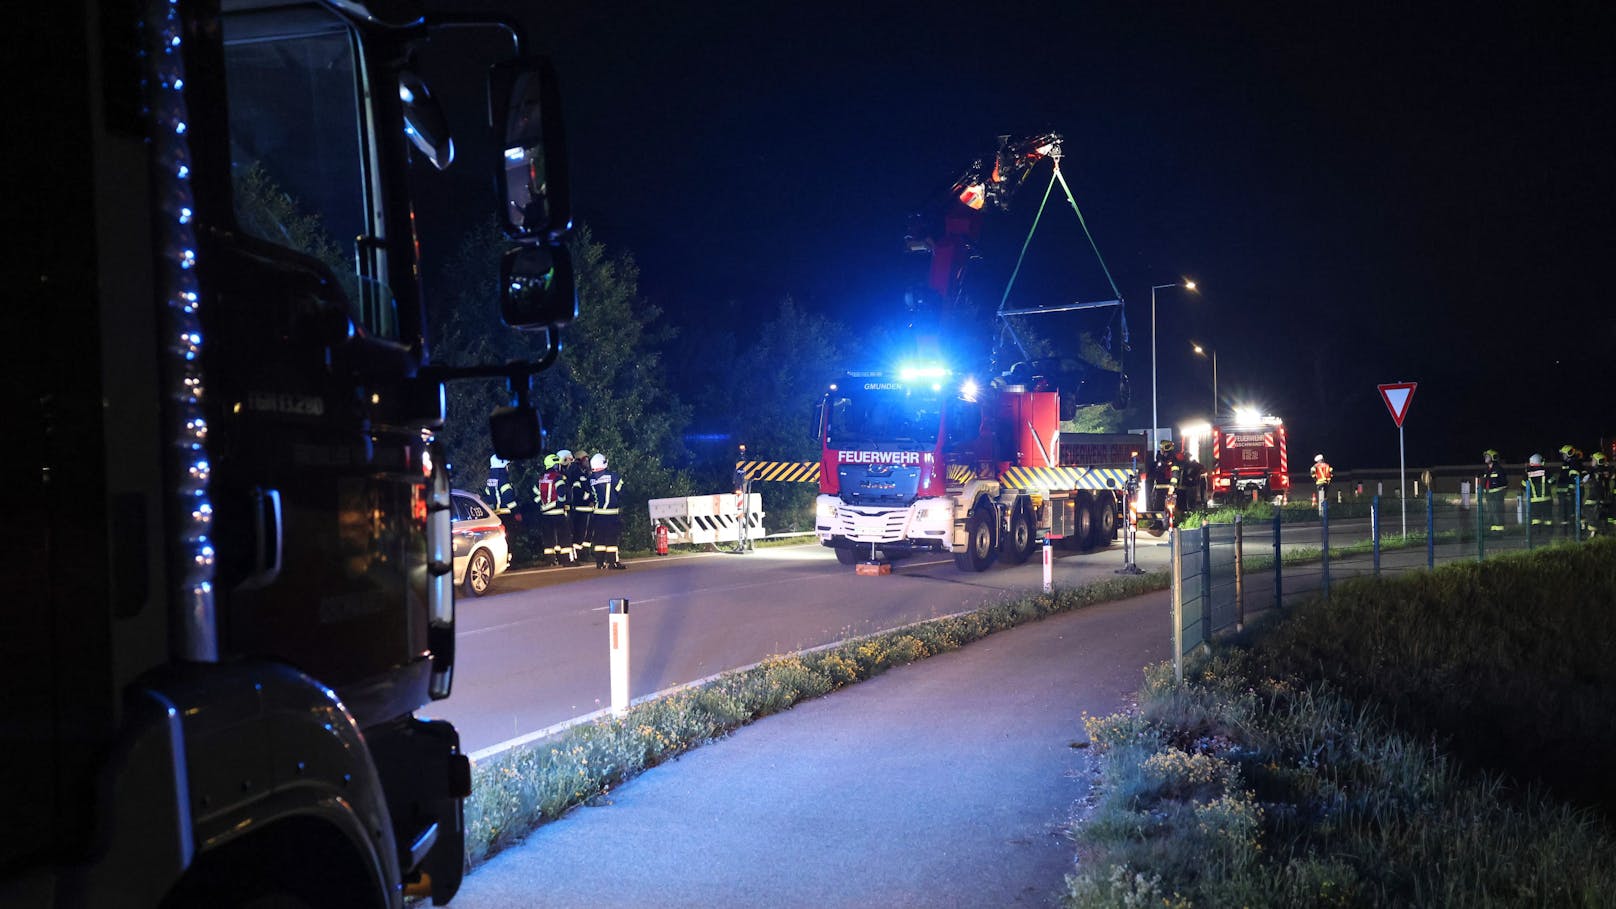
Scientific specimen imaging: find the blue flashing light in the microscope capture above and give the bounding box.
[898,363,948,381]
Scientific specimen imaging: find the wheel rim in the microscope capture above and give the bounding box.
[469,552,492,593]
[973,522,992,558]
[1013,517,1030,552]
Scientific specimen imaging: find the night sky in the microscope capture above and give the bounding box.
[467,2,1615,471]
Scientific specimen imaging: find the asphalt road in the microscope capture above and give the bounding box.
[427,537,1176,755]
[449,587,1171,909]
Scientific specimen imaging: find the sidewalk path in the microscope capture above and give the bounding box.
[451,589,1168,908]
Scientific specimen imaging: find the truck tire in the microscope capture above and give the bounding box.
[1072,496,1097,550]
[1002,503,1035,564]
[954,507,998,572]
[834,546,860,566]
[1092,495,1117,543]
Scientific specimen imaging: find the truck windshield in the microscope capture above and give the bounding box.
[223,7,397,338]
[827,385,945,447]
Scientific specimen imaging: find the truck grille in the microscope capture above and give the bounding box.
[834,506,908,543]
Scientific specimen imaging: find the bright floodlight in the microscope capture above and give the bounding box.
[1191,343,1206,355]
[1233,406,1261,426]
[960,377,979,401]
[1185,280,1198,291]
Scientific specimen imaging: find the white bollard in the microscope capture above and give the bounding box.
[1042,537,1053,594]
[1460,481,1471,509]
[609,598,631,715]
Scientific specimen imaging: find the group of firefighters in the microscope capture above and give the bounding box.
[1483,444,1614,536]
[483,450,627,569]
[1155,439,1613,538]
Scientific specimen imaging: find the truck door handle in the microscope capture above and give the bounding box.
[238,487,283,590]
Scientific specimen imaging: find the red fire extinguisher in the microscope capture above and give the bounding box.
[654,523,669,556]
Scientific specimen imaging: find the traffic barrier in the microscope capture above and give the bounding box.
[647,492,765,546]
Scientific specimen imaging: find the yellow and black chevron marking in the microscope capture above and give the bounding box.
[1002,465,1134,491]
[737,460,820,484]
[947,464,978,485]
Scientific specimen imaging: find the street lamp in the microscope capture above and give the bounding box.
[1191,342,1217,417]
[1150,279,1197,452]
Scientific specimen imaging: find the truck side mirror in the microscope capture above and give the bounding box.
[490,56,571,242]
[489,403,543,461]
[500,244,576,331]
[399,69,454,171]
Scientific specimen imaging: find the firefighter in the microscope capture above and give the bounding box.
[1553,444,1584,535]
[485,454,516,515]
[1523,453,1550,526]
[1585,451,1611,536]
[532,454,573,565]
[1153,440,1180,514]
[588,453,626,569]
[560,449,592,562]
[1480,449,1507,532]
[1310,454,1333,507]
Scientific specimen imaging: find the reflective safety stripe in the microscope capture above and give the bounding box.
[736,460,820,483]
[1002,465,1133,490]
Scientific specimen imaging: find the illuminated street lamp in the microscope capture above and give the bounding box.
[1191,342,1217,417]
[1150,279,1197,451]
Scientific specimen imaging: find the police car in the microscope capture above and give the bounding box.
[451,489,511,596]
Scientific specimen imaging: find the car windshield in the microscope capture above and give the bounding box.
[827,383,945,447]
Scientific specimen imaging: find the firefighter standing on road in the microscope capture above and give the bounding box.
[532,454,573,565]
[1554,444,1584,535]
[560,449,592,563]
[588,453,626,569]
[1524,453,1550,527]
[485,454,517,515]
[1310,454,1333,507]
[1480,449,1507,532]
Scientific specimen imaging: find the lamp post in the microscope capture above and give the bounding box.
[1191,342,1217,417]
[1150,280,1197,452]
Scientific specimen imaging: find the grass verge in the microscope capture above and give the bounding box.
[464,568,1169,868]
[1067,539,1616,907]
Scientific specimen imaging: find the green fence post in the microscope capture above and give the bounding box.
[1427,488,1435,569]
[1476,493,1485,561]
[1526,492,1533,550]
[1273,509,1283,609]
[1200,523,1212,645]
[1321,498,1330,597]
[1372,495,1381,576]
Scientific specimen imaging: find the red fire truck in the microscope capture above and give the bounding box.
[1179,412,1291,505]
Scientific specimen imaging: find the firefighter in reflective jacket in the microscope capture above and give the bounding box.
[1554,444,1584,533]
[485,454,517,515]
[532,454,573,565]
[1480,449,1507,532]
[1586,451,1611,535]
[588,453,626,569]
[560,449,592,561]
[1310,454,1333,505]
[1523,453,1550,525]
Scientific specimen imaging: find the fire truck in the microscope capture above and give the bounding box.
[9,2,574,906]
[814,366,1145,570]
[1178,412,1292,505]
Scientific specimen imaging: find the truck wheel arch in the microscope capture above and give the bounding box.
[161,815,380,909]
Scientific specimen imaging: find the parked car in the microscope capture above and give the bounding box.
[452,489,510,596]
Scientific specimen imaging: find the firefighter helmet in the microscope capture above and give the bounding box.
[590,453,608,470]
[1529,453,1544,466]
[543,454,559,469]
[1314,453,1324,463]
[558,449,573,463]
[1483,449,1499,460]
[1159,440,1175,452]
[1593,452,1608,465]
[489,454,509,469]
[1560,444,1582,459]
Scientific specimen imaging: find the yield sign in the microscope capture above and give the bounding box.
[1378,382,1417,428]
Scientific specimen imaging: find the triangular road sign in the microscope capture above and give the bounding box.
[1378,382,1417,428]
